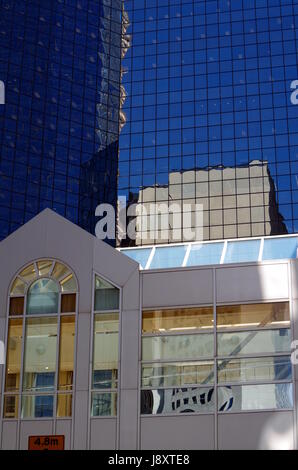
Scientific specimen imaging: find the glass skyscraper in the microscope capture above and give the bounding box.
[119,0,298,246]
[0,0,123,241]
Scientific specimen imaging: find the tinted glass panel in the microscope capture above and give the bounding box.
[218,383,293,412]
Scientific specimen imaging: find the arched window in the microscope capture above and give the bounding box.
[4,260,77,420]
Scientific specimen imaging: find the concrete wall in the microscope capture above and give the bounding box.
[0,210,297,450]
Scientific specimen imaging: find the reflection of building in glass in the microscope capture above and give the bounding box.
[0,0,125,241]
[123,160,287,246]
[119,0,298,246]
[79,1,131,239]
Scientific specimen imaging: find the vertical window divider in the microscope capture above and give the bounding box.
[53,291,62,433]
[220,240,227,264]
[18,295,27,438]
[145,247,155,269]
[258,237,264,262]
[213,267,218,450]
[182,243,191,267]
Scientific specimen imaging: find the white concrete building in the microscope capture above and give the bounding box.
[0,209,297,450]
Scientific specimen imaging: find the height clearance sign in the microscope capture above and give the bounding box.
[28,435,65,451]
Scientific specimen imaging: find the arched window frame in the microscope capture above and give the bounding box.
[2,259,78,422]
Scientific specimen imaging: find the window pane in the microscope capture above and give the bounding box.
[224,240,260,263]
[23,317,58,392]
[141,386,215,415]
[9,297,24,316]
[19,264,36,283]
[95,276,119,311]
[121,248,152,269]
[61,294,76,313]
[51,262,70,281]
[149,246,187,269]
[57,394,72,418]
[10,278,26,296]
[91,392,117,416]
[93,314,119,389]
[217,356,292,384]
[58,316,75,391]
[263,237,298,261]
[5,319,23,392]
[142,361,214,387]
[218,383,293,412]
[187,243,224,266]
[3,395,19,419]
[21,395,54,418]
[60,274,77,293]
[143,334,214,361]
[37,260,54,277]
[143,307,214,334]
[217,302,290,329]
[217,329,291,357]
[26,279,59,315]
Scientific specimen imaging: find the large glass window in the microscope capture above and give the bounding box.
[4,260,77,419]
[91,275,120,417]
[141,302,293,416]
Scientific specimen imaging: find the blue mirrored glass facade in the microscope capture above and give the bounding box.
[0,0,123,241]
[119,0,298,246]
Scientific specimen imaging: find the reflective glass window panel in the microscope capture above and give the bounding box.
[58,316,75,391]
[57,394,72,418]
[23,317,58,392]
[95,276,119,311]
[61,294,76,313]
[19,264,36,283]
[9,297,24,316]
[187,243,224,266]
[263,237,298,261]
[149,246,187,269]
[26,279,59,315]
[93,314,119,389]
[51,262,70,281]
[217,329,291,357]
[217,303,290,329]
[224,240,260,264]
[3,395,19,419]
[142,361,214,388]
[21,395,54,418]
[5,319,23,392]
[143,307,214,334]
[217,356,292,384]
[121,248,152,269]
[10,277,26,296]
[141,386,215,415]
[37,260,54,277]
[142,334,214,361]
[218,383,293,412]
[91,392,117,417]
[60,274,76,293]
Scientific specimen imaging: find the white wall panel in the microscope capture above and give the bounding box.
[142,269,213,308]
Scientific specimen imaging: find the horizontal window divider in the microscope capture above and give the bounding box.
[216,325,290,333]
[216,352,292,360]
[142,356,214,364]
[142,330,214,337]
[141,358,214,364]
[140,411,215,418]
[94,310,120,314]
[217,379,293,387]
[218,407,294,415]
[91,389,118,393]
[141,383,214,390]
